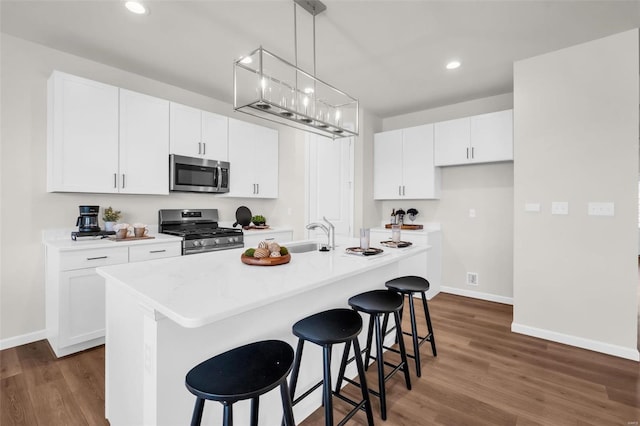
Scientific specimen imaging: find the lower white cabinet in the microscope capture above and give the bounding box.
[45,240,181,357]
[369,228,442,299]
[243,230,293,249]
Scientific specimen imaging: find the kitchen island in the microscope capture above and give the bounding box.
[97,239,429,425]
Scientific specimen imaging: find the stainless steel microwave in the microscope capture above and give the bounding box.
[169,154,230,193]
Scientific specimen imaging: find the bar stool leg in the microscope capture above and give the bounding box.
[352,337,375,426]
[222,402,233,426]
[190,398,205,426]
[334,340,351,392]
[250,397,259,426]
[422,292,437,356]
[322,345,334,426]
[289,339,305,401]
[394,310,412,390]
[407,293,422,377]
[279,381,295,426]
[374,314,388,420]
[364,317,375,370]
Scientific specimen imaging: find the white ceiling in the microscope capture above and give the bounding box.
[2,0,639,118]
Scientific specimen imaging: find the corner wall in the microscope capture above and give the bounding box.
[513,29,639,360]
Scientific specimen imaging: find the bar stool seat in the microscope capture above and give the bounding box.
[385,276,437,377]
[336,290,411,421]
[289,308,374,426]
[185,340,295,426]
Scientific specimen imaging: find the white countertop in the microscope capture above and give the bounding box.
[96,239,428,328]
[43,230,182,251]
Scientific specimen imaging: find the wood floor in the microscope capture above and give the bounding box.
[1,293,639,425]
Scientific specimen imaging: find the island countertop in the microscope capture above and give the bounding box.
[96,239,428,328]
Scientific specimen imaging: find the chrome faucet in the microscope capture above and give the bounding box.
[306,216,335,250]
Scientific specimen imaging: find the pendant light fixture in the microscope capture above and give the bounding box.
[233,0,359,139]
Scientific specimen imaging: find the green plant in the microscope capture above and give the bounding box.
[244,248,256,257]
[103,206,121,222]
[280,246,288,256]
[251,215,266,224]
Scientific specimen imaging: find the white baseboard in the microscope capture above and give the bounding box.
[0,329,47,351]
[440,286,513,305]
[511,322,640,362]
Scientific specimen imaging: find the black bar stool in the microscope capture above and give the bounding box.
[385,276,437,377]
[336,290,411,421]
[289,308,374,426]
[185,340,295,426]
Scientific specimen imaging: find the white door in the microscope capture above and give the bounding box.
[306,134,354,238]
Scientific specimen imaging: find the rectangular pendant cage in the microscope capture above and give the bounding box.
[234,47,359,139]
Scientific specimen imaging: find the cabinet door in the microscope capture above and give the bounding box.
[59,268,106,347]
[402,124,439,199]
[470,109,513,163]
[201,111,228,161]
[252,126,279,198]
[373,129,403,199]
[227,118,257,197]
[47,71,119,193]
[434,116,471,166]
[119,89,170,195]
[169,102,203,157]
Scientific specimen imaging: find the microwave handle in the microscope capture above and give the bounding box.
[217,166,222,191]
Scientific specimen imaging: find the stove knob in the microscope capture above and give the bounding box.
[193,240,200,247]
[214,238,221,244]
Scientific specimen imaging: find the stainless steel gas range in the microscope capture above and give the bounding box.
[158,209,243,255]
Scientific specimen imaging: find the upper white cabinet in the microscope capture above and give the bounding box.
[169,102,228,161]
[227,118,279,198]
[373,124,440,200]
[119,89,169,195]
[434,109,513,166]
[47,71,119,193]
[47,71,170,194]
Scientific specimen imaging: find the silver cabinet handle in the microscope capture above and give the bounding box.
[122,174,125,188]
[398,186,402,196]
[403,185,406,196]
[87,256,108,261]
[202,142,206,155]
[256,183,259,194]
[264,238,274,241]
[149,249,166,254]
[113,173,117,188]
[198,142,201,155]
[466,147,469,159]
[471,147,475,159]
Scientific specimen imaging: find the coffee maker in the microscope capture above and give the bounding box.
[76,205,100,232]
[71,205,115,240]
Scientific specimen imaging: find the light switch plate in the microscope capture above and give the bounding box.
[525,203,541,212]
[588,202,614,216]
[551,201,569,215]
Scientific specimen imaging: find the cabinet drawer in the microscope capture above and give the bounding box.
[60,247,129,271]
[129,242,181,263]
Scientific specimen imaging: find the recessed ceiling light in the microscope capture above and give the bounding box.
[446,60,461,70]
[125,1,148,15]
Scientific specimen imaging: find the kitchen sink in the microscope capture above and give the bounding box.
[287,242,327,253]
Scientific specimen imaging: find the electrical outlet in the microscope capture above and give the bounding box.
[551,201,569,215]
[588,202,614,216]
[467,272,478,286]
[469,208,476,218]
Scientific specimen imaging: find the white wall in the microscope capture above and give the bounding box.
[379,94,515,303]
[513,29,639,360]
[0,34,315,342]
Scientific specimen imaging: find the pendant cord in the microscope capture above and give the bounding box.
[313,11,316,76]
[293,3,298,67]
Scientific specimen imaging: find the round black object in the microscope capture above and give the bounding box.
[185,340,294,402]
[233,206,252,227]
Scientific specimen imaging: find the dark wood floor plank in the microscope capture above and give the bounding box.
[0,347,22,380]
[1,374,39,426]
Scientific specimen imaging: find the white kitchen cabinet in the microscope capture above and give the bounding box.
[47,71,171,194]
[119,89,170,194]
[243,229,293,249]
[169,102,228,161]
[47,71,119,193]
[369,228,442,299]
[434,109,513,166]
[373,124,440,200]
[227,118,279,198]
[45,239,181,357]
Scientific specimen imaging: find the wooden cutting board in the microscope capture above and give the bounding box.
[384,224,423,230]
